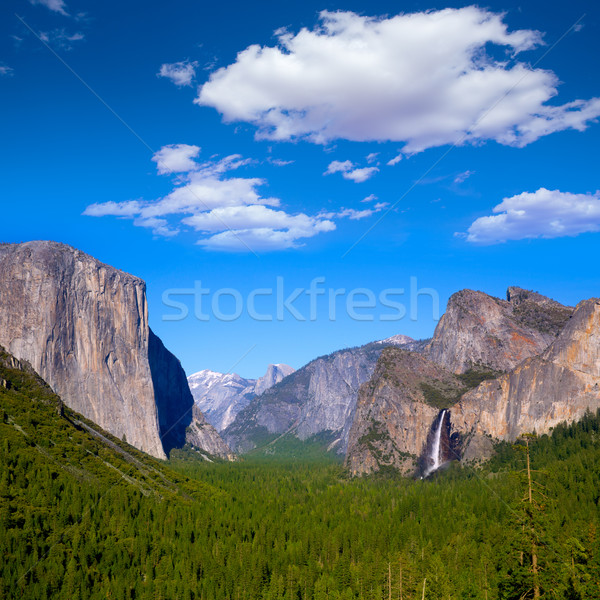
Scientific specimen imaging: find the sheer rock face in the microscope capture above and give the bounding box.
[345,348,464,476]
[425,288,572,374]
[453,298,600,455]
[148,330,232,458]
[0,241,231,460]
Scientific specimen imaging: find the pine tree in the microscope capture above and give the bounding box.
[498,435,558,599]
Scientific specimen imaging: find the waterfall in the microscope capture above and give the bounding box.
[423,409,447,478]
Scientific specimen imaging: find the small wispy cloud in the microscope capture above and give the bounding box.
[158,60,198,87]
[84,200,144,217]
[39,29,85,50]
[454,170,475,184]
[325,160,354,175]
[0,64,14,77]
[319,208,372,220]
[387,153,403,166]
[320,203,389,221]
[344,167,379,183]
[324,160,378,183]
[361,194,378,203]
[268,158,294,167]
[30,0,69,16]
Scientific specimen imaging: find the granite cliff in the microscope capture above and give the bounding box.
[0,241,231,460]
[254,363,296,396]
[148,329,232,458]
[453,297,600,461]
[344,288,598,476]
[426,287,572,373]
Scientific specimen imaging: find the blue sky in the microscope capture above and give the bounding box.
[1,0,599,378]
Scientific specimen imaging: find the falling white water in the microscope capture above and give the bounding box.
[424,409,446,477]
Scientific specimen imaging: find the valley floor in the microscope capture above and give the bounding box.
[1,363,600,600]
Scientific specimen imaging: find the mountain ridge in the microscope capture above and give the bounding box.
[223,337,422,454]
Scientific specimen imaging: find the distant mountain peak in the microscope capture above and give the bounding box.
[376,334,414,346]
[254,363,296,396]
[188,363,295,432]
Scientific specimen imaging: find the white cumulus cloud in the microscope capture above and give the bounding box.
[196,8,600,152]
[325,160,354,175]
[344,167,379,183]
[152,144,201,174]
[158,60,198,87]
[463,188,600,244]
[84,146,345,252]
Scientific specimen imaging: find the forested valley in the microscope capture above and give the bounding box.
[1,350,599,600]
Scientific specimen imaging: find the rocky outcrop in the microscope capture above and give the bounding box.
[0,241,231,460]
[188,363,295,432]
[453,298,600,457]
[425,288,572,374]
[506,286,574,336]
[186,404,236,460]
[345,347,466,476]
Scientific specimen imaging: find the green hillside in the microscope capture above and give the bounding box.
[0,347,219,599]
[1,346,600,599]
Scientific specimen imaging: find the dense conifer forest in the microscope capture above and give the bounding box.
[1,350,599,599]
